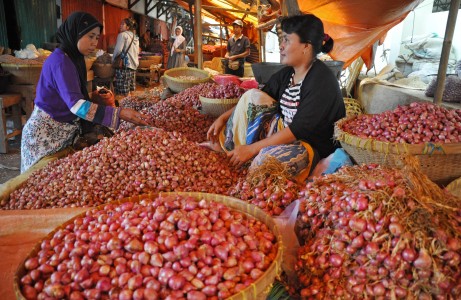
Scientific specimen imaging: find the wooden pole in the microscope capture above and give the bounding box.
[194,0,203,69]
[433,0,460,104]
[257,0,264,62]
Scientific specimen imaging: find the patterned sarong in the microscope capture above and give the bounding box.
[218,89,318,182]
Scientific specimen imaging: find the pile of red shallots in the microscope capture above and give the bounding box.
[340,102,461,144]
[4,128,245,210]
[118,100,214,143]
[19,194,278,299]
[201,83,246,100]
[228,158,303,216]
[295,161,461,299]
[166,83,218,108]
[119,95,161,111]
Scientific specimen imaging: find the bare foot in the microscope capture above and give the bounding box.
[198,141,224,153]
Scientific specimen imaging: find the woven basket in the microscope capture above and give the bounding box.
[446,177,461,198]
[92,63,115,78]
[164,67,211,93]
[0,63,42,85]
[139,55,162,68]
[335,117,461,183]
[343,97,364,117]
[14,192,283,300]
[199,95,239,117]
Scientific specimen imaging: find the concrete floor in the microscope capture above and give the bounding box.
[0,137,21,184]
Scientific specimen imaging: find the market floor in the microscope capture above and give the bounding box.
[0,81,157,184]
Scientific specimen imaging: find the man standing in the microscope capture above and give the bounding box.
[224,20,250,77]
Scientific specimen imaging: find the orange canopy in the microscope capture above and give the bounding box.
[298,0,424,68]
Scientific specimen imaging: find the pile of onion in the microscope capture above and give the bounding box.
[295,160,461,299]
[19,194,278,299]
[119,95,161,111]
[118,100,214,143]
[340,102,461,144]
[4,128,245,210]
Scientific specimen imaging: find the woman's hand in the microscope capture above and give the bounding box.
[227,145,257,168]
[120,108,150,126]
[175,49,181,53]
[206,116,226,143]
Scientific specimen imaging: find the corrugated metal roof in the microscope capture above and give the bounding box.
[15,0,57,49]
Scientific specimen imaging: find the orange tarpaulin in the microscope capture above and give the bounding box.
[297,0,424,68]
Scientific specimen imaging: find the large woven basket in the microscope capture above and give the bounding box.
[92,62,115,78]
[446,177,461,198]
[14,192,283,300]
[335,117,461,183]
[199,95,239,117]
[0,63,42,85]
[164,67,211,93]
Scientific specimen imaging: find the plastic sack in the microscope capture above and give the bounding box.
[240,79,258,89]
[213,74,241,86]
[273,200,301,285]
[309,148,354,179]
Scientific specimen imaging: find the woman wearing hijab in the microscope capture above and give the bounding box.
[20,12,148,173]
[167,26,186,69]
[113,18,140,96]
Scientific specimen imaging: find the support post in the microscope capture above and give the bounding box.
[433,0,460,104]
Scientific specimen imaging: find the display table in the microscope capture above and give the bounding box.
[5,71,95,120]
[0,208,87,299]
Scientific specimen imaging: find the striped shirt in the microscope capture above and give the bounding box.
[280,73,302,127]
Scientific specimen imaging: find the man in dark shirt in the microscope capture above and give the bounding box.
[224,20,250,77]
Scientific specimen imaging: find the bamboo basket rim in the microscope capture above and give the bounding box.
[335,116,461,155]
[164,67,211,83]
[14,192,283,300]
[199,95,240,103]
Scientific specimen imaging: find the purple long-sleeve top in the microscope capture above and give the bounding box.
[35,48,120,129]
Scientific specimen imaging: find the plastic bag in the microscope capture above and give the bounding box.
[273,199,301,285]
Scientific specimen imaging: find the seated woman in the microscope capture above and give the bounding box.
[202,14,346,182]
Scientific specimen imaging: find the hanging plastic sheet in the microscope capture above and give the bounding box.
[297,0,424,68]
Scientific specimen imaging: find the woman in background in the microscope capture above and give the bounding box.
[21,12,148,173]
[167,26,186,69]
[113,18,139,96]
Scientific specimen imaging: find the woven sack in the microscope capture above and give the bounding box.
[425,75,461,103]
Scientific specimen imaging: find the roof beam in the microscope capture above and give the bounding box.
[201,5,256,16]
[128,0,142,9]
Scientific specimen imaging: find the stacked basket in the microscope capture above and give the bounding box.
[14,192,283,300]
[335,117,461,184]
[163,67,211,93]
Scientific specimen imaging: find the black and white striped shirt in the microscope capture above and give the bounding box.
[280,73,302,127]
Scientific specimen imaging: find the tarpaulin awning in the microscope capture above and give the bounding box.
[297,0,424,68]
